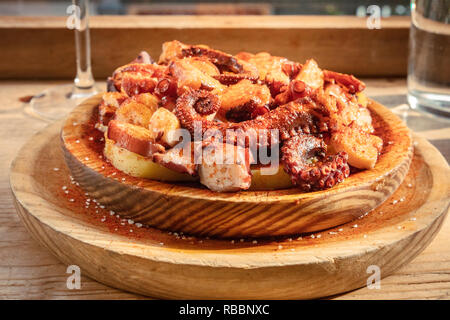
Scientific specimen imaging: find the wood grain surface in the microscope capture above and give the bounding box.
[61,95,413,238]
[2,79,450,299]
[10,117,450,299]
[0,16,409,80]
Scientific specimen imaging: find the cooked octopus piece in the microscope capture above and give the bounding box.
[281,135,350,191]
[199,142,253,192]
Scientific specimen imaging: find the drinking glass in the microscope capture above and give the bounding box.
[29,0,98,121]
[407,0,450,118]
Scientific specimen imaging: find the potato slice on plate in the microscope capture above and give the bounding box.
[250,164,292,190]
[104,137,196,182]
[148,108,181,147]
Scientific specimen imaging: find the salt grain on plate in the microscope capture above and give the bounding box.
[128,219,134,225]
[353,224,358,228]
[338,228,343,232]
[62,186,67,190]
[135,223,143,228]
[53,167,59,171]
[69,198,74,202]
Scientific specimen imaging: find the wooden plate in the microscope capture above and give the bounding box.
[60,94,413,238]
[10,120,450,299]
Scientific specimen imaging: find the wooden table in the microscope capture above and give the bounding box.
[1,79,449,299]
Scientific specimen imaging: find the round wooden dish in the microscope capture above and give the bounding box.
[61,94,413,238]
[10,121,450,299]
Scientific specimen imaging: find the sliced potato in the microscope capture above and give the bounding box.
[356,92,369,108]
[104,137,196,182]
[330,127,382,169]
[148,107,181,147]
[296,59,323,90]
[115,98,155,128]
[250,164,292,190]
[133,93,160,110]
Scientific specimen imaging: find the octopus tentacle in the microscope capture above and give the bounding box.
[323,70,365,94]
[225,99,270,122]
[181,46,259,84]
[155,77,178,98]
[175,89,320,147]
[174,89,221,134]
[213,73,259,85]
[281,135,350,191]
[181,46,243,73]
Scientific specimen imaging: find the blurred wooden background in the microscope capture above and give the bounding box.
[0,15,409,80]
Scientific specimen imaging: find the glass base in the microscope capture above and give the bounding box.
[408,91,450,119]
[28,84,99,121]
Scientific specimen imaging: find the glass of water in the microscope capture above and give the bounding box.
[407,0,450,118]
